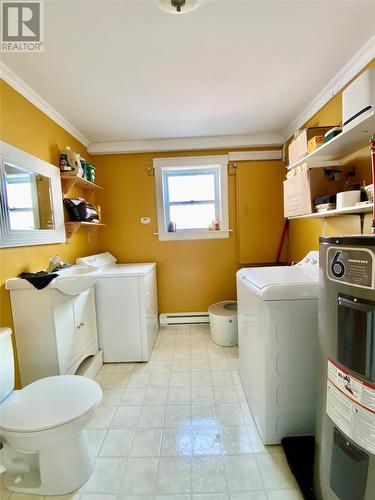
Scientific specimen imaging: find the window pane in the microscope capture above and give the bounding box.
[6,179,33,209]
[168,174,215,202]
[9,210,35,230]
[170,203,216,229]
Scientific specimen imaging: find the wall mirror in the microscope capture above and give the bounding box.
[0,141,65,247]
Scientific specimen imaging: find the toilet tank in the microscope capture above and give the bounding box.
[0,328,15,402]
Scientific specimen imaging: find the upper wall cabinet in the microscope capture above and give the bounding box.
[0,141,65,247]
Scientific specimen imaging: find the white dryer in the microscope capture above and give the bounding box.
[236,251,319,444]
[77,253,158,362]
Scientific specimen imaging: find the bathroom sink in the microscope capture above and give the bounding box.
[5,265,98,295]
[52,265,98,295]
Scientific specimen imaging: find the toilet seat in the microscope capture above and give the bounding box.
[0,375,101,433]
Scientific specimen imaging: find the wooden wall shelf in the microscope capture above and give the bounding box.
[65,221,106,240]
[61,174,103,196]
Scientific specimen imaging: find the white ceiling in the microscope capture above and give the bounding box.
[2,0,375,148]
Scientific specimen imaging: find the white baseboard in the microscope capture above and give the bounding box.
[159,312,209,326]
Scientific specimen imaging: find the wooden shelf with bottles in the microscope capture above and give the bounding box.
[60,173,103,197]
[60,172,105,241]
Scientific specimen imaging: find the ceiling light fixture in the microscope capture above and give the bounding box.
[156,0,202,14]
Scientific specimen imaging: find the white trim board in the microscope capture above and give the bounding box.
[87,134,285,155]
[283,34,375,140]
[0,63,90,148]
[228,150,283,161]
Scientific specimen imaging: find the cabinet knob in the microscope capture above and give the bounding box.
[80,322,84,327]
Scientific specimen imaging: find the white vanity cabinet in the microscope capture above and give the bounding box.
[6,284,99,386]
[53,289,97,374]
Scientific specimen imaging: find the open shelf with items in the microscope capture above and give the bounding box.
[60,174,103,196]
[287,110,375,171]
[288,202,373,220]
[65,221,106,241]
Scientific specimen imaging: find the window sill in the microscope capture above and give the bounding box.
[156,229,231,241]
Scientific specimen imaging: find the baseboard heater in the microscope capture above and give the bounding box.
[159,312,209,326]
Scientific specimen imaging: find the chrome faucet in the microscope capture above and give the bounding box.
[46,255,61,273]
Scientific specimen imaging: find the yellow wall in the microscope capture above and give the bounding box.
[0,80,100,387]
[94,152,285,313]
[95,151,239,313]
[288,59,375,261]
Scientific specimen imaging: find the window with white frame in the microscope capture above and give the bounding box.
[154,155,229,241]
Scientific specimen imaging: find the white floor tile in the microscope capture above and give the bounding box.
[191,371,212,386]
[156,457,192,494]
[100,389,123,406]
[211,371,233,386]
[168,387,191,405]
[137,405,166,428]
[192,456,227,493]
[191,404,217,427]
[191,386,214,404]
[213,386,239,403]
[86,429,107,456]
[160,427,192,456]
[119,458,158,495]
[266,490,303,500]
[111,407,141,429]
[255,453,297,490]
[153,360,173,373]
[130,428,162,457]
[121,388,146,406]
[192,427,222,455]
[169,372,191,387]
[128,373,151,388]
[229,493,267,500]
[88,407,116,429]
[220,426,253,455]
[99,429,134,457]
[84,458,126,494]
[215,404,244,426]
[144,387,168,405]
[21,327,303,500]
[165,405,191,427]
[149,372,171,387]
[223,455,263,492]
[193,495,229,500]
[209,359,229,371]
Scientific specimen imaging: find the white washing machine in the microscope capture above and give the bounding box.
[77,252,158,362]
[236,251,319,445]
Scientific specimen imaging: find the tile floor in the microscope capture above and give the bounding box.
[2,325,303,500]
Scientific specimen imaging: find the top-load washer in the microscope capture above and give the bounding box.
[77,252,158,362]
[236,251,319,444]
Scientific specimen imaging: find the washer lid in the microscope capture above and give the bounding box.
[237,266,319,300]
[0,375,102,433]
[96,263,156,277]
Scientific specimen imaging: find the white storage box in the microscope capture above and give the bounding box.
[343,68,375,128]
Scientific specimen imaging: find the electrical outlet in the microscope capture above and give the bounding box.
[141,217,151,224]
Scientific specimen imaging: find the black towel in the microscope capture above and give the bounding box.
[20,271,58,290]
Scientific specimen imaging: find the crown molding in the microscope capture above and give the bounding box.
[0,62,90,148]
[228,150,282,161]
[283,34,375,140]
[87,133,285,155]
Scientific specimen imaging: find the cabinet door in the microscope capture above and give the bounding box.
[54,299,76,374]
[236,160,285,264]
[73,288,97,358]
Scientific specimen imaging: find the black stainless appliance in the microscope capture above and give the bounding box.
[314,235,375,500]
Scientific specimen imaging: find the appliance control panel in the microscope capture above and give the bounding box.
[326,246,375,289]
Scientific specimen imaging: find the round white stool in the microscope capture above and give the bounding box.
[208,300,238,347]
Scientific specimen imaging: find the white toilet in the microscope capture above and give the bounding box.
[0,327,102,495]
